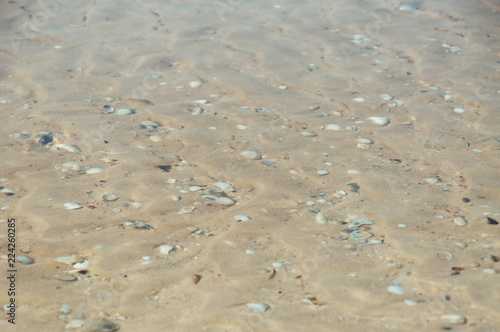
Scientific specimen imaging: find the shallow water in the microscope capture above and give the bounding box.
[0,0,499,331]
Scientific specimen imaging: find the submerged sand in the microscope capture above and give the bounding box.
[0,0,499,331]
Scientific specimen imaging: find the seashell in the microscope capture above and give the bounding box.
[216,197,236,206]
[189,81,202,88]
[302,131,316,137]
[1,99,12,104]
[357,138,374,144]
[353,97,365,102]
[69,255,86,265]
[367,117,391,126]
[484,269,498,274]
[237,124,248,130]
[404,299,418,306]
[325,124,341,131]
[37,134,53,145]
[64,202,83,210]
[441,314,466,324]
[189,185,205,191]
[240,150,262,160]
[453,107,465,113]
[117,108,133,115]
[453,215,467,226]
[315,213,327,225]
[349,231,373,240]
[73,259,90,269]
[348,218,374,228]
[54,144,81,153]
[169,195,181,201]
[182,206,196,213]
[102,105,114,113]
[399,4,418,11]
[380,94,394,101]
[317,170,329,176]
[105,97,115,102]
[159,244,174,255]
[357,143,370,150]
[387,285,405,295]
[424,177,441,185]
[234,215,251,222]
[215,181,234,193]
[192,107,204,115]
[102,194,119,201]
[247,303,270,313]
[86,167,102,174]
[142,120,160,128]
[17,256,35,264]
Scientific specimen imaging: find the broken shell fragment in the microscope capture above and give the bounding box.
[453,215,467,226]
[216,197,236,206]
[247,303,270,313]
[102,194,119,201]
[64,202,83,210]
[234,214,251,222]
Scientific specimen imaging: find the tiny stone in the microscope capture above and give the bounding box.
[404,299,418,306]
[189,81,202,88]
[484,269,498,274]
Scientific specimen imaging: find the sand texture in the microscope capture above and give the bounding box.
[0,0,499,331]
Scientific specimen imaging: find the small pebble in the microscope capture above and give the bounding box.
[399,4,418,11]
[216,197,236,206]
[453,107,465,113]
[317,170,329,176]
[325,124,341,131]
[404,299,418,306]
[1,99,12,104]
[159,245,174,255]
[367,116,390,126]
[241,150,262,160]
[86,167,102,174]
[484,269,498,274]
[64,202,83,210]
[17,256,35,264]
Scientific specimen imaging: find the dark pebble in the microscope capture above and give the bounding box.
[487,217,499,225]
[462,198,470,203]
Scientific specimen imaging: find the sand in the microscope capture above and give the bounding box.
[0,0,499,331]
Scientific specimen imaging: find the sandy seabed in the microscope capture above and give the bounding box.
[0,0,499,331]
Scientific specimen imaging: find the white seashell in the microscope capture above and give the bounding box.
[54,144,81,153]
[17,256,35,264]
[347,169,359,174]
[315,213,327,225]
[182,206,195,213]
[149,135,162,142]
[247,303,269,313]
[215,181,234,193]
[117,108,133,115]
[105,97,115,102]
[189,185,205,191]
[453,107,465,113]
[241,150,262,160]
[102,105,114,113]
[193,99,208,104]
[453,215,467,226]
[189,81,202,88]
[404,299,418,306]
[170,195,181,201]
[449,46,462,53]
[380,94,394,101]
[102,194,119,201]
[302,131,316,137]
[1,99,12,104]
[350,231,373,240]
[237,124,248,130]
[348,218,373,228]
[159,244,174,255]
[325,124,341,131]
[367,117,391,126]
[441,314,466,324]
[191,107,204,115]
[64,202,83,210]
[353,97,365,102]
[142,120,160,128]
[317,170,329,176]
[216,197,235,206]
[56,256,73,265]
[235,215,251,222]
[86,167,102,174]
[399,4,418,11]
[387,285,405,295]
[424,177,441,185]
[73,260,90,269]
[357,138,374,144]
[484,269,498,274]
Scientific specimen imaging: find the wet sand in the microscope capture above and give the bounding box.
[0,0,499,331]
